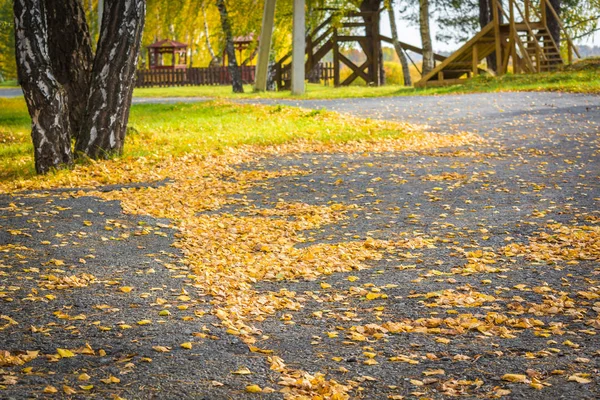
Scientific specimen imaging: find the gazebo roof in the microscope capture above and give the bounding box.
[147,39,188,49]
[233,34,256,44]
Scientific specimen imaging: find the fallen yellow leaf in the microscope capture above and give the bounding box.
[232,367,252,375]
[78,373,91,381]
[43,386,58,394]
[502,374,528,383]
[56,348,75,358]
[245,384,262,393]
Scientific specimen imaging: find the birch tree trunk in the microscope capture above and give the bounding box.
[386,0,411,86]
[217,0,243,93]
[45,0,93,140]
[75,0,146,158]
[419,0,434,75]
[202,2,221,66]
[14,0,73,174]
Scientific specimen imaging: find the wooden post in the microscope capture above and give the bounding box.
[333,28,340,87]
[472,45,479,76]
[371,12,380,86]
[254,0,276,91]
[509,0,517,73]
[492,0,503,76]
[291,0,305,95]
[541,0,547,26]
[97,0,103,33]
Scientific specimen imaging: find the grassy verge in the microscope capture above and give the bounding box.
[0,79,18,88]
[0,98,417,183]
[133,62,600,99]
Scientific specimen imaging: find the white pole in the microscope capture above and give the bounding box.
[254,0,277,92]
[291,0,305,95]
[97,0,104,34]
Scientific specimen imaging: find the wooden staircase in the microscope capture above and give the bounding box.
[275,10,447,89]
[416,0,580,87]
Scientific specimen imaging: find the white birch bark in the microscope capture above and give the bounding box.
[76,0,146,158]
[13,0,73,174]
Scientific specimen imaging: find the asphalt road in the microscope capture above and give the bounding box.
[1,91,599,399]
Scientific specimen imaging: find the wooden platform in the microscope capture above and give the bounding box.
[415,0,580,87]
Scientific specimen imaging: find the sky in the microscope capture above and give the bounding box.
[379,9,600,53]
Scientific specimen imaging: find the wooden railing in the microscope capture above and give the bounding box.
[135,66,256,88]
[275,62,335,90]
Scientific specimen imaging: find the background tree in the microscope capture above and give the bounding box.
[478,0,496,71]
[217,0,244,93]
[0,0,16,80]
[385,0,411,86]
[419,0,434,75]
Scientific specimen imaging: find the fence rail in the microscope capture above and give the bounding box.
[135,66,256,88]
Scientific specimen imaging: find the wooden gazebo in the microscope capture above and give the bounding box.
[147,39,188,70]
[223,34,258,66]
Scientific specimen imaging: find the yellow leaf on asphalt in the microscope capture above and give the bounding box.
[180,342,193,349]
[568,374,592,384]
[152,346,170,353]
[78,373,91,381]
[492,388,511,397]
[232,367,252,375]
[423,369,445,376]
[119,286,133,293]
[43,386,58,394]
[56,348,75,358]
[63,385,77,394]
[502,374,528,383]
[246,384,262,393]
[100,376,120,384]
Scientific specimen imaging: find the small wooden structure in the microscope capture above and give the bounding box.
[416,0,580,87]
[275,10,445,89]
[147,39,188,70]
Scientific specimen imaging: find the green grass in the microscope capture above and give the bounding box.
[133,63,600,99]
[0,98,411,182]
[0,98,35,179]
[0,79,18,88]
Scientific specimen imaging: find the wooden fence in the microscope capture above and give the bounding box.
[275,62,335,90]
[135,66,256,88]
[136,63,335,89]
